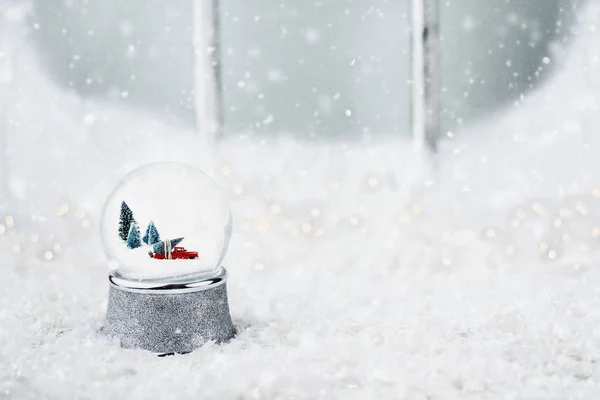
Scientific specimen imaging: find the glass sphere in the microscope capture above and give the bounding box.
[100,162,232,282]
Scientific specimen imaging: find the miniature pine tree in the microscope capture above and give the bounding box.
[126,222,142,249]
[170,237,184,248]
[142,221,161,245]
[153,237,185,254]
[149,224,161,245]
[118,201,136,241]
[152,240,165,254]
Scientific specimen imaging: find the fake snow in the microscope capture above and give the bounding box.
[2,3,600,399]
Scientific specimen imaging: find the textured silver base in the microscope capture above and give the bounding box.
[101,268,236,355]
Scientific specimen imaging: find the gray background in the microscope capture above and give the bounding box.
[30,0,580,140]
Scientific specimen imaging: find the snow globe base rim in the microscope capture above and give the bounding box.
[108,266,228,294]
[102,267,236,354]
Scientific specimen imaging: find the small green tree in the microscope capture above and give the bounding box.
[170,237,184,248]
[119,201,136,241]
[126,222,142,249]
[153,237,184,254]
[142,221,161,245]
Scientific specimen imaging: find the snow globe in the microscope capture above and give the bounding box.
[100,161,236,354]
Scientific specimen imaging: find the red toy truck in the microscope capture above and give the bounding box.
[152,246,199,260]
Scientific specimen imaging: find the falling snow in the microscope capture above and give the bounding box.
[1,1,600,399]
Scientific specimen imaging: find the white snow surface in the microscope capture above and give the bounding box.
[3,3,600,399]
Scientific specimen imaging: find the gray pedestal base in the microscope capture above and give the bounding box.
[101,268,236,355]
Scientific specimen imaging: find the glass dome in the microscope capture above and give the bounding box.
[100,162,232,282]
